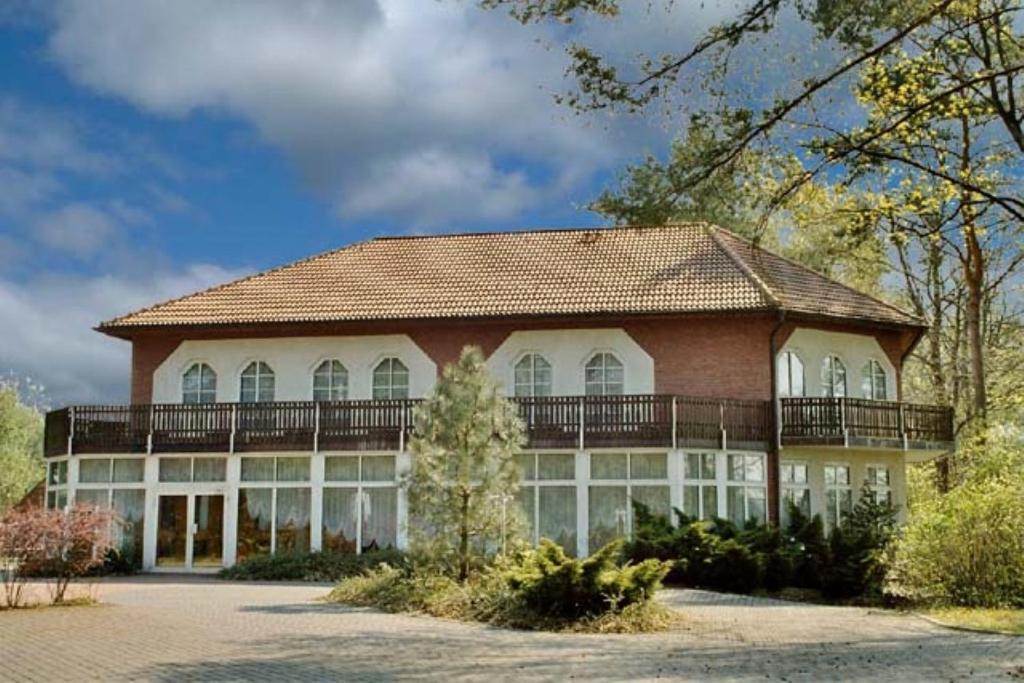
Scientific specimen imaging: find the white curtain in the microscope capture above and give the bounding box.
[589,486,628,551]
[275,457,310,482]
[631,485,671,521]
[515,487,536,542]
[537,454,575,480]
[630,453,668,479]
[538,486,577,556]
[322,487,358,551]
[590,453,627,480]
[361,488,397,551]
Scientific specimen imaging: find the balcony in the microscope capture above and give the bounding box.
[42,395,953,458]
[43,395,771,457]
[780,397,954,450]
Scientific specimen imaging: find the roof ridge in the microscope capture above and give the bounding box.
[97,237,376,330]
[704,225,782,308]
[715,229,922,325]
[370,221,708,241]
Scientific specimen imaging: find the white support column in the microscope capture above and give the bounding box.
[575,450,589,558]
[715,450,729,519]
[396,450,411,551]
[223,454,241,567]
[66,457,80,505]
[310,452,325,552]
[668,449,683,527]
[142,455,160,570]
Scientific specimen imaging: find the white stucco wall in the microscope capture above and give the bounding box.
[487,328,655,396]
[780,328,896,399]
[151,335,437,403]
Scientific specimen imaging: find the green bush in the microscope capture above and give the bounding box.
[626,498,895,600]
[327,538,675,632]
[219,549,407,582]
[886,473,1024,608]
[504,538,670,620]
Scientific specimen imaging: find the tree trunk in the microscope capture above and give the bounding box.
[927,238,951,492]
[458,490,470,583]
[959,115,988,429]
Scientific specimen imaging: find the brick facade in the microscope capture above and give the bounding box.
[127,313,915,404]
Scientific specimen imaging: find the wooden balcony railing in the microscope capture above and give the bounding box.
[780,397,954,447]
[42,394,953,458]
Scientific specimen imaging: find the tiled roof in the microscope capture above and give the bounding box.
[99,223,921,333]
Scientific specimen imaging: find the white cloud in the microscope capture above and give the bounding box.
[0,264,245,404]
[0,96,118,176]
[43,0,642,227]
[34,202,119,255]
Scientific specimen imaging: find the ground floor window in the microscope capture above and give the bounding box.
[587,452,670,550]
[726,453,767,526]
[158,457,226,483]
[865,465,892,506]
[824,463,853,530]
[322,487,397,553]
[517,453,578,556]
[237,487,311,560]
[682,452,718,520]
[780,461,810,527]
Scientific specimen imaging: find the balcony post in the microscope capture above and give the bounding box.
[578,397,585,451]
[67,405,75,456]
[671,396,678,450]
[399,401,406,453]
[899,403,908,450]
[146,404,154,455]
[839,397,848,447]
[314,402,321,453]
[719,401,727,451]
[229,404,237,454]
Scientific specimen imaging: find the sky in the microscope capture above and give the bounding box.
[0,0,746,406]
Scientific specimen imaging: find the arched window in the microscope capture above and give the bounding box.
[182,363,216,404]
[584,352,624,396]
[240,361,275,403]
[372,358,409,400]
[821,355,847,398]
[861,360,888,400]
[776,351,805,397]
[514,354,552,397]
[313,360,348,401]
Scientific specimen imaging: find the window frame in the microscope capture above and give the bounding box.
[322,454,399,554]
[312,359,349,402]
[372,357,410,400]
[821,354,848,398]
[779,460,811,526]
[860,359,889,400]
[725,453,768,525]
[824,462,853,530]
[584,351,625,396]
[513,352,553,398]
[239,361,275,403]
[865,463,893,506]
[182,362,217,404]
[777,350,805,398]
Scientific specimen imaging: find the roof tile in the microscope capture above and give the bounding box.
[99,223,921,331]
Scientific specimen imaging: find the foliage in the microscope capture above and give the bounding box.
[219,549,407,582]
[625,498,895,600]
[886,445,1024,607]
[406,346,527,581]
[0,504,115,605]
[327,539,674,632]
[0,380,44,514]
[504,538,670,619]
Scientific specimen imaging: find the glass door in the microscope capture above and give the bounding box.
[156,495,188,567]
[156,493,225,569]
[192,494,225,567]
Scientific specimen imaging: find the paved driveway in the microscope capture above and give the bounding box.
[0,577,1020,681]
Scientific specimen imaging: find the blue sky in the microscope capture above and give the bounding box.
[0,0,738,405]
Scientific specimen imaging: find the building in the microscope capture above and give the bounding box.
[42,223,953,571]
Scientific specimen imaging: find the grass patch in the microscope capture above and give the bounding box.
[925,607,1024,635]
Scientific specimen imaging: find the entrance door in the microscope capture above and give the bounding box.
[156,494,225,569]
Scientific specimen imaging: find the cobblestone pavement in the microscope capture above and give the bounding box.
[0,577,1020,681]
